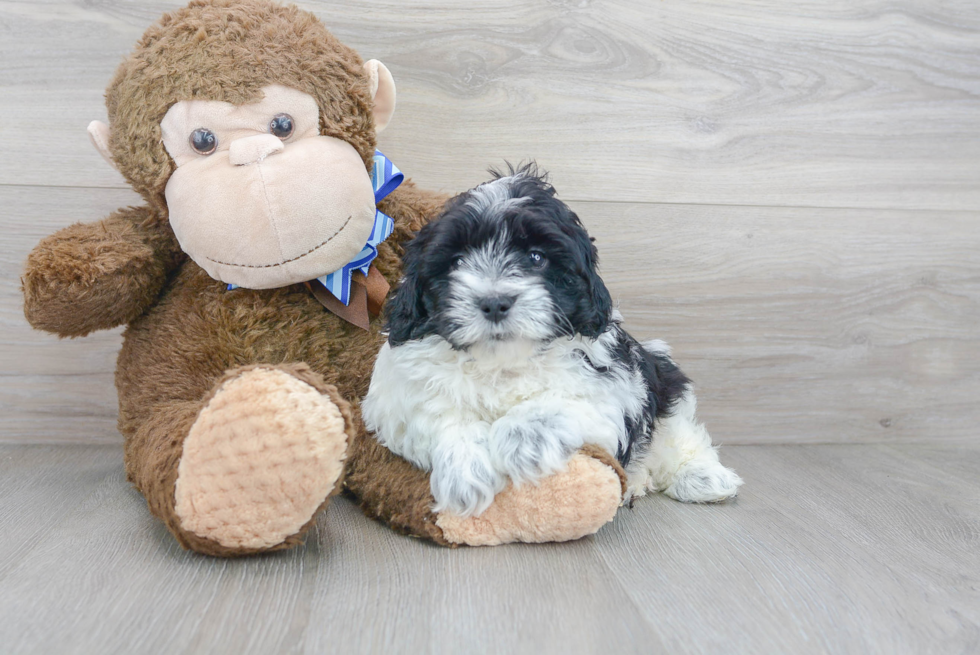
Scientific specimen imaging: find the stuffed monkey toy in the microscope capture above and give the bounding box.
[22,0,626,556]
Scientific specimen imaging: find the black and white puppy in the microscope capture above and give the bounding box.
[362,165,742,517]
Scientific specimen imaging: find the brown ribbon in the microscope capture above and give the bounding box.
[305,264,391,330]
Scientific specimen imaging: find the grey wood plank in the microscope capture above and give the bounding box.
[0,444,662,655]
[0,443,977,654]
[2,0,979,210]
[583,201,980,446]
[0,445,121,579]
[299,508,665,655]
[4,185,978,445]
[599,444,980,654]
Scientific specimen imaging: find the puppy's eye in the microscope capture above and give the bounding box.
[528,250,547,268]
[189,128,218,155]
[269,113,294,139]
[452,256,465,269]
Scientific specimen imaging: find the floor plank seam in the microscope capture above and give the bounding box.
[3,182,978,215]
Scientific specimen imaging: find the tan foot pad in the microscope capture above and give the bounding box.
[174,367,347,550]
[436,451,623,546]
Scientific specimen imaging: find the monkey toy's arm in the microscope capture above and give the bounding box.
[23,206,184,338]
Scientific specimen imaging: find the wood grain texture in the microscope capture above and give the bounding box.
[0,443,976,654]
[582,200,980,445]
[1,0,979,209]
[3,186,977,445]
[596,443,980,654]
[3,2,978,653]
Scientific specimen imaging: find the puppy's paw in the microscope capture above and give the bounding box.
[430,439,505,517]
[489,412,581,486]
[664,459,743,503]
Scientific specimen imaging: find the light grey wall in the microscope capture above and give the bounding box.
[2,0,978,445]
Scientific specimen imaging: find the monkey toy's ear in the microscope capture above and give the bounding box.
[363,59,396,133]
[87,120,119,171]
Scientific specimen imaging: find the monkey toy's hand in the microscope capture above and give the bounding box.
[435,446,627,546]
[23,206,182,337]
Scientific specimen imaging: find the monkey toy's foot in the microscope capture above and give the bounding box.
[435,445,627,546]
[172,365,350,554]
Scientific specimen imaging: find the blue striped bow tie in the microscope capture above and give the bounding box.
[314,151,403,305]
[228,150,403,305]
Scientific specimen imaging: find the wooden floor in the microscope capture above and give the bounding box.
[2,1,979,653]
[0,443,977,654]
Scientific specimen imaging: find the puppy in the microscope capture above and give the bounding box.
[362,165,742,517]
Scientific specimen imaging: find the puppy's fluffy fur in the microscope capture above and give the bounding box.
[363,166,742,516]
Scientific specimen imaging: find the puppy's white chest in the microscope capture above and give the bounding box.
[362,333,626,473]
[456,359,558,420]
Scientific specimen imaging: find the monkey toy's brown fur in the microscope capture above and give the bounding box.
[22,0,625,557]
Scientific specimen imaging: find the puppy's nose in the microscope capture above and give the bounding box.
[479,296,514,323]
[229,134,285,166]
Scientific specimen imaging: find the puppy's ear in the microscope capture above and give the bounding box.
[567,213,612,338]
[385,276,426,346]
[579,239,613,338]
[385,230,431,346]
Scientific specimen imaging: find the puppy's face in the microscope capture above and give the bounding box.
[386,167,612,350]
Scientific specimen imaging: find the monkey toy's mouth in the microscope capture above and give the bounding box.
[203,215,353,269]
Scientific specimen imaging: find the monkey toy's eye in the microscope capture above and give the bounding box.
[269,113,294,139]
[189,128,217,155]
[528,250,547,268]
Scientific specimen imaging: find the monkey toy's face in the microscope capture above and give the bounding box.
[84,0,402,292]
[161,84,376,290]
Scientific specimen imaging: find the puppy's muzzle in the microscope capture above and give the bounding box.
[479,295,515,324]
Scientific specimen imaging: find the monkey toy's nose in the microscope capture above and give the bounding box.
[229,134,285,166]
